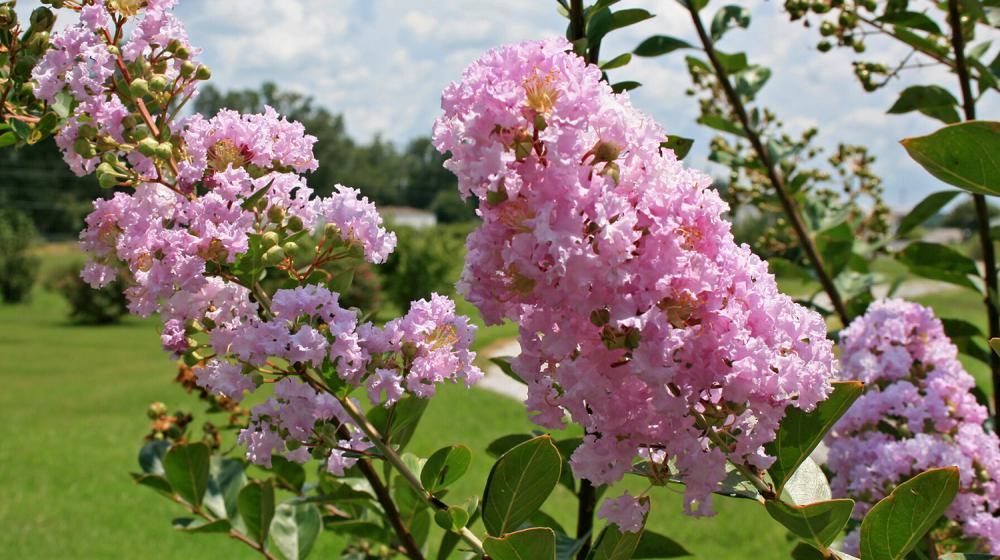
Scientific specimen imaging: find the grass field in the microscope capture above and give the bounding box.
[1,247,992,558]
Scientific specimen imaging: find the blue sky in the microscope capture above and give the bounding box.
[27,1,1000,209]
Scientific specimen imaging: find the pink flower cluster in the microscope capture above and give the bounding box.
[828,299,1000,552]
[39,1,481,474]
[433,38,837,518]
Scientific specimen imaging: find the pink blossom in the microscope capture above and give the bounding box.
[598,492,649,533]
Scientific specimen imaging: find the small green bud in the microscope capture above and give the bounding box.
[267,205,285,224]
[147,402,168,419]
[166,39,182,52]
[153,142,173,159]
[174,45,190,60]
[29,7,55,32]
[96,162,118,176]
[107,44,120,56]
[98,172,119,189]
[130,124,150,141]
[136,137,159,156]
[149,75,168,92]
[282,241,298,255]
[286,215,304,231]
[194,65,212,80]
[262,231,280,249]
[817,40,832,52]
[129,78,150,98]
[0,7,16,28]
[73,138,96,158]
[819,21,835,36]
[323,223,340,238]
[853,40,865,53]
[179,60,196,78]
[78,124,98,139]
[262,245,285,266]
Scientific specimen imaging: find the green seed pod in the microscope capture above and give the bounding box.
[262,245,285,266]
[136,137,159,156]
[174,45,190,60]
[194,65,212,80]
[73,138,96,158]
[853,40,865,53]
[0,7,17,29]
[78,124,98,139]
[29,7,55,32]
[98,172,120,189]
[324,223,340,238]
[153,141,173,159]
[819,21,835,36]
[149,75,167,92]
[286,215,304,231]
[130,78,150,98]
[152,60,167,74]
[122,115,137,129]
[282,241,299,255]
[130,124,150,141]
[262,231,280,249]
[179,60,196,78]
[267,205,285,224]
[107,44,120,56]
[817,40,832,52]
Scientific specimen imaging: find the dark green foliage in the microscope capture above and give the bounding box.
[0,208,39,302]
[380,223,472,312]
[337,261,384,315]
[46,261,128,324]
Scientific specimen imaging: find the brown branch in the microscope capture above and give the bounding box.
[685,3,850,325]
[947,0,1000,416]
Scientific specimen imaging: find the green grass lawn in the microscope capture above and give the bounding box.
[0,253,793,558]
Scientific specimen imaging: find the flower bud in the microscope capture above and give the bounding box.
[29,7,55,32]
[323,223,340,238]
[73,138,96,158]
[149,75,168,92]
[129,78,150,98]
[282,241,298,255]
[0,7,16,28]
[286,215,304,231]
[153,141,173,159]
[130,124,150,141]
[262,245,285,265]
[194,65,212,80]
[98,172,120,189]
[179,60,196,77]
[107,44,120,56]
[262,231,280,249]
[174,45,190,60]
[147,402,168,419]
[136,137,159,156]
[267,205,285,224]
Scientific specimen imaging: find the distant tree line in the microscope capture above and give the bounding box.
[0,82,475,238]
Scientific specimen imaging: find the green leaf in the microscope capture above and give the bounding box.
[765,499,854,550]
[484,527,556,560]
[895,241,980,291]
[859,467,960,560]
[600,53,632,70]
[735,65,771,100]
[633,35,693,57]
[888,86,960,124]
[714,51,748,73]
[698,114,746,137]
[765,381,864,494]
[205,458,246,520]
[490,357,525,385]
[268,455,306,492]
[901,121,1000,196]
[876,11,943,34]
[172,518,232,533]
[0,132,16,149]
[632,530,691,558]
[270,501,322,560]
[660,135,694,159]
[239,479,276,546]
[780,457,832,506]
[367,394,429,452]
[588,8,654,45]
[611,81,641,93]
[131,473,173,497]
[791,543,860,560]
[939,555,998,560]
[139,440,171,475]
[162,442,211,508]
[240,179,273,211]
[52,91,74,118]
[487,433,534,458]
[433,506,470,531]
[482,435,562,536]
[896,191,960,237]
[421,444,473,493]
[233,234,265,285]
[9,118,31,140]
[590,499,649,560]
[711,5,751,40]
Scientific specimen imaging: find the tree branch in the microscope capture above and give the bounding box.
[685,3,850,325]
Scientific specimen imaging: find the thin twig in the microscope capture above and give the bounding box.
[946,0,1000,416]
[685,2,850,325]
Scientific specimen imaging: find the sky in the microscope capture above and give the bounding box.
[23,0,1000,209]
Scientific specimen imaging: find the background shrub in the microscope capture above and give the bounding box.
[380,222,472,312]
[46,262,129,324]
[0,208,40,303]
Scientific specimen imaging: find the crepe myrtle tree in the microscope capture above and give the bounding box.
[1,0,991,558]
